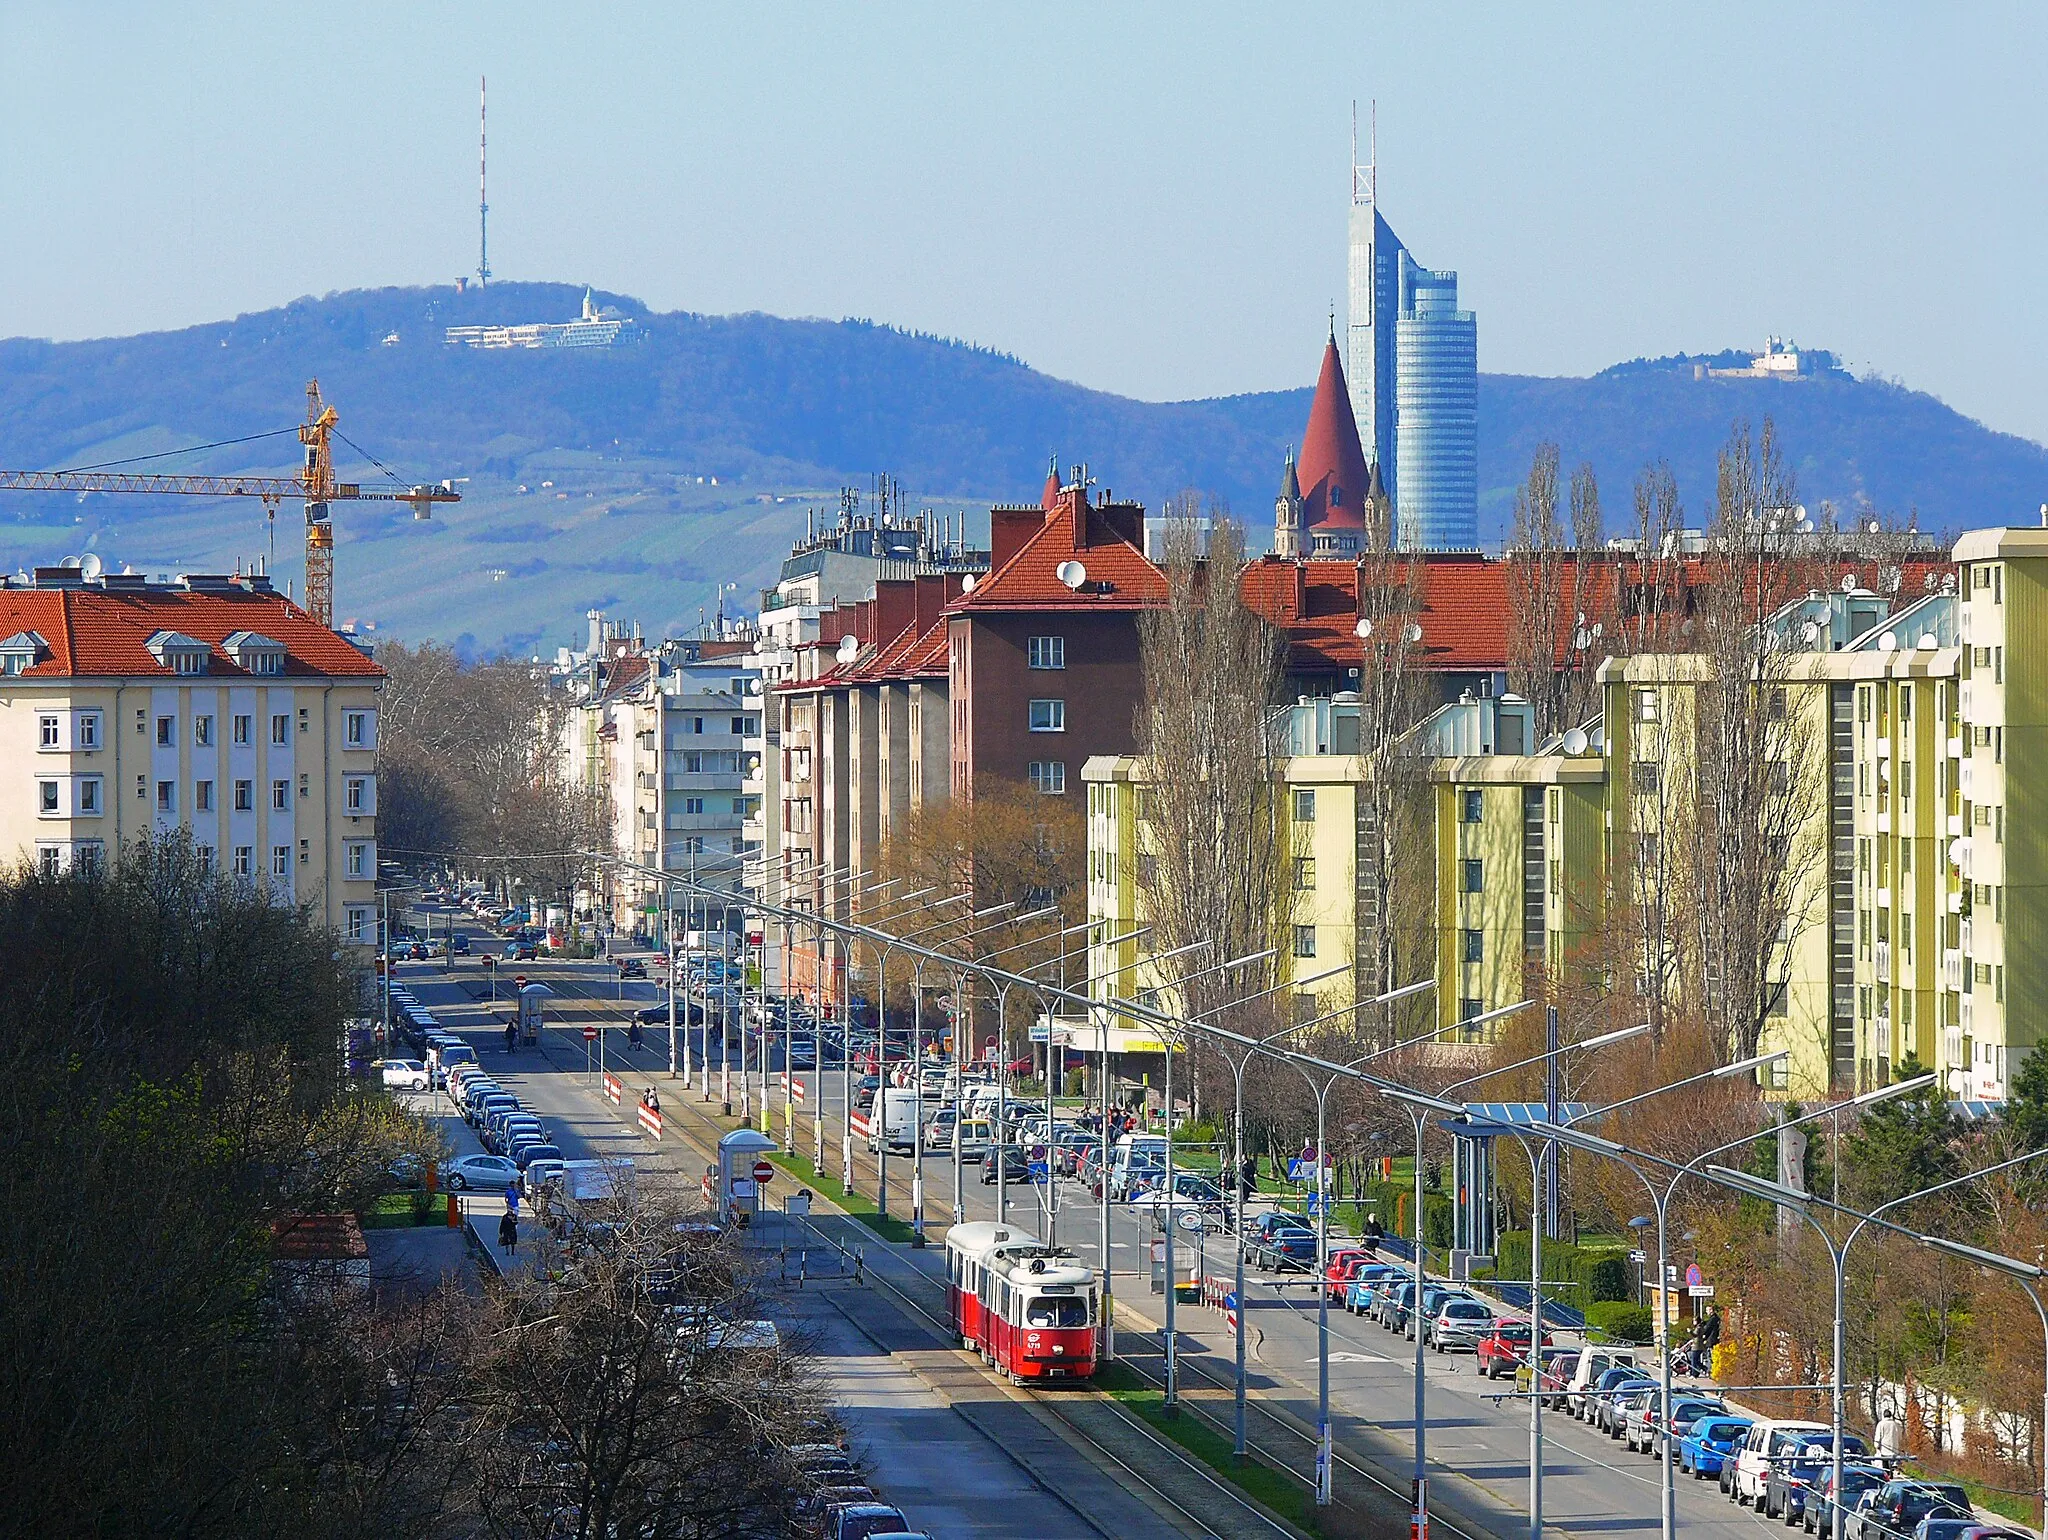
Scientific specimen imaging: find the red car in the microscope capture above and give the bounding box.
[1475,1318,1555,1380]
[1324,1247,1377,1302]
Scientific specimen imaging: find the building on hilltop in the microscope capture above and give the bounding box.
[0,565,382,942]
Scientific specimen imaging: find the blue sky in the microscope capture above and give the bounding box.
[3,4,2041,443]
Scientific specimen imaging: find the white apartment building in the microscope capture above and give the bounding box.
[0,567,382,943]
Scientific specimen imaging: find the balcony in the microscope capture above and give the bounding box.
[1877,886,1890,908]
[1961,996,1974,1034]
[1961,762,1975,798]
[1944,950,1964,992]
[1948,735,1963,759]
[1875,942,1891,983]
[1875,1018,1892,1056]
[1961,917,1973,952]
[1876,811,1891,834]
[1876,736,1891,760]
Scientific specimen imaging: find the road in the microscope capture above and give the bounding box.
[387,926,1791,1540]
[394,942,1195,1540]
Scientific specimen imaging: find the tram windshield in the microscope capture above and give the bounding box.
[1024,1293,1091,1328]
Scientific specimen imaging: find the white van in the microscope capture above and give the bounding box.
[865,1086,922,1155]
[1733,1419,1830,1506]
[1565,1349,1639,1421]
[1108,1133,1169,1200]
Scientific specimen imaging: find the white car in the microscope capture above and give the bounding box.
[523,1157,567,1199]
[380,1059,431,1091]
[441,1153,519,1192]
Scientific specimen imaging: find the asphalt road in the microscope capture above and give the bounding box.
[389,940,1791,1540]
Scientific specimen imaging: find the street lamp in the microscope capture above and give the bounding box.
[1919,1233,2048,1529]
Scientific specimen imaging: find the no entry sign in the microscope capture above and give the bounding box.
[752,1159,774,1184]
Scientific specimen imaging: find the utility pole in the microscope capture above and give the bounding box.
[477,76,491,287]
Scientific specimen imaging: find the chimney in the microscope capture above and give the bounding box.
[587,609,605,655]
[990,505,1041,575]
[872,578,915,645]
[913,572,948,632]
[1096,498,1146,551]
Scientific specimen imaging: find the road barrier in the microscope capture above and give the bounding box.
[637,1101,663,1140]
[602,1071,623,1106]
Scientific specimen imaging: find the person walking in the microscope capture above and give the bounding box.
[1689,1303,1721,1376]
[498,1210,518,1255]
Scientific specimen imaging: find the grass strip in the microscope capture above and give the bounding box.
[1094,1360,1318,1532]
[762,1150,919,1245]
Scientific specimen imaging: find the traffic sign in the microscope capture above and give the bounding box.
[1688,1284,1715,1298]
[583,1024,598,1042]
[1685,1262,1704,1288]
[752,1159,775,1183]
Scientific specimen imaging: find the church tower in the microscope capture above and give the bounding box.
[1274,446,1304,559]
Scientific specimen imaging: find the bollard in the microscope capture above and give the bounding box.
[446,1193,460,1228]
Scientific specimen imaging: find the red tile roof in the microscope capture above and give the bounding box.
[948,490,1167,614]
[0,583,383,679]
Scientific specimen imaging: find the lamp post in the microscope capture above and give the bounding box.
[1525,1072,1935,1540]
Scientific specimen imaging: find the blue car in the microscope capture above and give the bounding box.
[1679,1415,1752,1478]
[1345,1264,1402,1315]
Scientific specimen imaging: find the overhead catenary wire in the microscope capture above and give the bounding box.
[52,425,302,476]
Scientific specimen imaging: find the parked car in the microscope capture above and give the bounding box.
[522,1157,567,1199]
[1911,1521,1982,1540]
[513,1141,563,1172]
[1799,1463,1885,1534]
[1853,1481,1974,1540]
[1344,1264,1404,1315]
[1734,1420,1833,1506]
[505,939,539,962]
[1601,1382,1659,1439]
[1586,1370,1656,1435]
[1513,1347,1578,1406]
[1763,1432,1870,1521]
[379,1058,431,1091]
[1324,1247,1377,1302]
[1630,1393,1726,1455]
[981,1147,1036,1185]
[1678,1414,1753,1479]
[1568,1352,1641,1421]
[618,957,648,979]
[1474,1318,1553,1378]
[441,1153,519,1191]
[1242,1214,1318,1272]
[825,1503,910,1540]
[1426,1297,1497,1353]
[1411,1284,1476,1342]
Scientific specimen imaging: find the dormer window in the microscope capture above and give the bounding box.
[146,631,211,675]
[1,629,48,675]
[223,631,286,676]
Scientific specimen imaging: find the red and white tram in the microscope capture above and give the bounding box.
[944,1221,1099,1383]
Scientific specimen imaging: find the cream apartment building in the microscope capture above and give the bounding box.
[0,569,382,942]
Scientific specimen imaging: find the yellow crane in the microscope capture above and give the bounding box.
[0,380,460,627]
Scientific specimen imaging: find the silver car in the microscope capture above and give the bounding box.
[1427,1297,1497,1353]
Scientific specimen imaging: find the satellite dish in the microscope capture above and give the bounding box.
[1878,631,1898,654]
[1842,575,1858,593]
[1590,623,1603,640]
[1561,728,1589,755]
[59,555,82,569]
[78,552,103,581]
[836,635,859,664]
[1354,618,1373,640]
[1918,633,1938,650]
[752,638,766,655]
[1055,559,1088,590]
[1403,623,1424,644]
[1801,621,1821,646]
[961,573,978,593]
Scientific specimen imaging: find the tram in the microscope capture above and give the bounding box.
[943,1221,1099,1383]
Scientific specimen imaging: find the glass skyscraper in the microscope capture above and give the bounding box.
[1346,142,1478,550]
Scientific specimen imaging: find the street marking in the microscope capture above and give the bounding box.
[1311,1351,1389,1364]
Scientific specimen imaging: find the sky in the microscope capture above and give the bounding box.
[3,4,2044,442]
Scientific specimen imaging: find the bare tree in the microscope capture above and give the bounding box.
[1506,446,1607,744]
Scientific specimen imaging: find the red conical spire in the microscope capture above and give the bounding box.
[1298,336,1369,532]
[1042,455,1061,511]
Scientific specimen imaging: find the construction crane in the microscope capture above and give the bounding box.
[0,380,460,627]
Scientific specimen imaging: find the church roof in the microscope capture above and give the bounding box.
[1041,458,1062,511]
[1278,446,1300,502]
[1298,338,1369,532]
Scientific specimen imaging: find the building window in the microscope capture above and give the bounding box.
[1294,789,1316,822]
[156,781,174,813]
[38,846,62,878]
[344,906,373,944]
[1028,699,1066,733]
[1460,998,1485,1024]
[1294,856,1317,890]
[156,716,175,746]
[38,780,58,815]
[1461,789,1484,822]
[39,715,59,749]
[233,714,252,746]
[233,846,252,878]
[345,840,371,879]
[729,715,758,735]
[272,780,290,810]
[270,714,289,746]
[77,713,99,749]
[1631,764,1659,794]
[234,779,253,811]
[344,776,372,815]
[684,797,705,814]
[194,715,213,747]
[1462,859,1484,893]
[1635,689,1659,723]
[77,841,104,876]
[1462,928,1484,963]
[196,845,214,874]
[344,710,375,748]
[78,778,100,815]
[271,846,290,878]
[1292,924,1318,959]
[1028,760,1067,794]
[195,780,213,813]
[1027,636,1066,670]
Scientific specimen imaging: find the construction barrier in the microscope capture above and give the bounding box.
[602,1071,623,1106]
[790,1076,806,1105]
[637,1102,663,1140]
[849,1112,871,1140]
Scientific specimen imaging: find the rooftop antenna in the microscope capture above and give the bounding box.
[1351,99,1377,208]
[477,76,491,287]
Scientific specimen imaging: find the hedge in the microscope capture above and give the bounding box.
[1585,1301,1654,1344]
[1349,1177,1454,1250]
[1486,1232,1632,1303]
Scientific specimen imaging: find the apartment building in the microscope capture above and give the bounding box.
[0,568,382,942]
[555,619,768,938]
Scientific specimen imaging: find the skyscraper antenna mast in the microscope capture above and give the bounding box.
[1350,98,1376,208]
[477,75,491,287]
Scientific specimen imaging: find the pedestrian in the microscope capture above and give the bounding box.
[505,1021,517,1053]
[1690,1303,1722,1376]
[504,1182,520,1218]
[498,1210,518,1254]
[1875,1402,1905,1463]
[1240,1155,1258,1200]
[1364,1213,1385,1254]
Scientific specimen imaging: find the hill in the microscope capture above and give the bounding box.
[0,283,2040,653]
